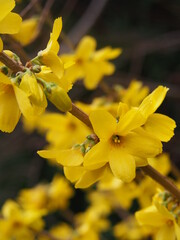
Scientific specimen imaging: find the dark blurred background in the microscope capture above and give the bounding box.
[0,0,179,206]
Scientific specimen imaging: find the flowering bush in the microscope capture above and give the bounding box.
[0,1,179,239]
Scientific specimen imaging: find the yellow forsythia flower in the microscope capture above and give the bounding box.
[12,17,38,46]
[38,17,64,79]
[83,110,161,182]
[19,72,47,115]
[0,72,36,132]
[0,0,22,51]
[18,175,73,212]
[114,216,152,240]
[83,86,175,183]
[136,191,180,240]
[0,200,45,240]
[38,86,175,187]
[117,80,150,107]
[61,36,121,89]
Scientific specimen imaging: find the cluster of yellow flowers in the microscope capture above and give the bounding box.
[0,0,179,239]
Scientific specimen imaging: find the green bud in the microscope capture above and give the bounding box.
[80,144,86,155]
[46,85,72,112]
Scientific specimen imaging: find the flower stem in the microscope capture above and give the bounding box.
[0,51,24,73]
[141,165,180,200]
[69,103,93,129]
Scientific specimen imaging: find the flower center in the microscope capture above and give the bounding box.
[166,219,173,227]
[158,191,180,224]
[76,58,83,65]
[112,134,121,144]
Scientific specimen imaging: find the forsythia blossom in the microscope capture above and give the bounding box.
[136,191,180,240]
[61,36,122,89]
[38,86,176,187]
[0,0,22,51]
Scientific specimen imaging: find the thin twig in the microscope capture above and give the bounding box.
[60,0,78,25]
[141,165,180,200]
[61,0,109,53]
[5,36,30,63]
[69,103,93,129]
[0,51,25,72]
[37,0,55,32]
[20,0,40,17]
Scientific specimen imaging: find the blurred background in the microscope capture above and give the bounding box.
[0,0,179,211]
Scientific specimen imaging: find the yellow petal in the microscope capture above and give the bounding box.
[89,110,116,140]
[84,141,109,170]
[46,85,72,112]
[47,17,62,53]
[83,62,102,89]
[13,85,34,118]
[155,225,176,240]
[0,0,15,22]
[124,129,162,158]
[135,205,166,227]
[0,72,11,84]
[0,37,3,52]
[84,61,115,89]
[37,149,59,159]
[148,153,171,175]
[12,17,38,46]
[64,166,85,182]
[37,68,72,92]
[40,51,64,79]
[139,86,168,118]
[0,85,20,132]
[135,157,148,167]
[20,73,47,111]
[76,36,96,60]
[154,198,174,221]
[144,113,176,142]
[117,108,146,136]
[20,73,39,97]
[117,102,129,119]
[175,223,180,240]
[64,64,84,84]
[0,12,22,34]
[56,149,83,166]
[109,149,136,182]
[93,47,122,61]
[75,167,106,188]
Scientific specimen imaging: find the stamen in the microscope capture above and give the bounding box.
[112,134,121,144]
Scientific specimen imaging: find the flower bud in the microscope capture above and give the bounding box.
[46,85,72,112]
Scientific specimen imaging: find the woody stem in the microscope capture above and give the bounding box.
[141,165,180,199]
[0,51,25,72]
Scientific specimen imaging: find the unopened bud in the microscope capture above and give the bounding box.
[46,85,72,112]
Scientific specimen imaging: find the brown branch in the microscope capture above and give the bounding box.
[141,165,180,200]
[37,0,55,32]
[69,103,93,129]
[0,51,25,73]
[61,0,109,53]
[20,0,40,17]
[60,0,78,25]
[4,35,30,63]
